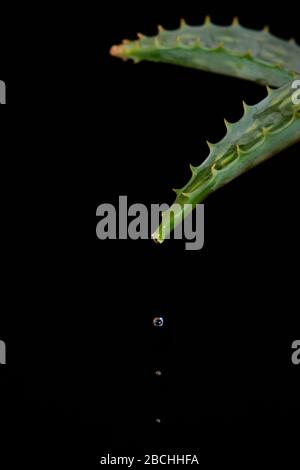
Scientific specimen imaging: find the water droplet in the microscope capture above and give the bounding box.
[153,316,164,327]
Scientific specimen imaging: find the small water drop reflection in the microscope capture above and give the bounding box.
[153,316,164,327]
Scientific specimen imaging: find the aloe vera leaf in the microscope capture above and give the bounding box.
[111,18,300,87]
[151,79,300,243]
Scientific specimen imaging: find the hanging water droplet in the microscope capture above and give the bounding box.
[153,316,164,327]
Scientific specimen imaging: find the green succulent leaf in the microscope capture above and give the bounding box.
[110,18,300,244]
[151,79,300,242]
[111,18,300,86]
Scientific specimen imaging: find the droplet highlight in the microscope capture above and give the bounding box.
[153,317,164,327]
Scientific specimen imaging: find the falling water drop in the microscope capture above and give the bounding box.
[153,316,164,327]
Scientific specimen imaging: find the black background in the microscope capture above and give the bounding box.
[1,0,299,466]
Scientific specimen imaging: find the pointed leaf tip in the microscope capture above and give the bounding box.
[232,17,240,27]
[189,163,198,174]
[180,18,187,28]
[206,140,214,150]
[204,15,211,25]
[242,100,250,112]
[110,44,126,58]
[172,188,180,195]
[224,118,232,130]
